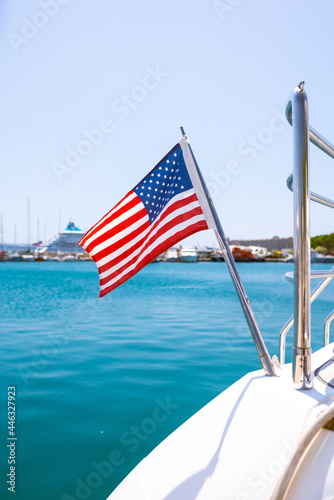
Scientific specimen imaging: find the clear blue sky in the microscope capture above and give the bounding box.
[1,0,333,247]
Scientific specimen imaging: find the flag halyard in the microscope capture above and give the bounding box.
[79,139,211,297]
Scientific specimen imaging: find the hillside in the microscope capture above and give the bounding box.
[311,233,334,254]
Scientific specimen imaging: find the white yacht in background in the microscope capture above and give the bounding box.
[21,253,35,262]
[165,248,179,262]
[8,252,22,262]
[40,222,85,255]
[107,83,334,500]
[284,249,330,263]
[179,246,198,262]
[323,254,334,263]
[62,254,76,262]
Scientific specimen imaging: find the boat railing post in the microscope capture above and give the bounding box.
[290,82,312,389]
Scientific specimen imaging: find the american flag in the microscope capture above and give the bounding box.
[79,138,214,297]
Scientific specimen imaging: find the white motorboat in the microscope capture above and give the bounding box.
[8,252,22,262]
[45,255,62,262]
[165,248,179,262]
[179,246,198,262]
[62,254,76,262]
[107,83,334,500]
[21,253,35,262]
[284,250,330,263]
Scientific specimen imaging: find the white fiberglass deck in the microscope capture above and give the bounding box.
[108,343,334,500]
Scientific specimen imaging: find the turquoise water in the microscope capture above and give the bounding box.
[0,261,333,500]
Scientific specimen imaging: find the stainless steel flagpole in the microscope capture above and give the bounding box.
[180,128,276,376]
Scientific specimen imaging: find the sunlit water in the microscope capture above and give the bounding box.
[0,261,332,500]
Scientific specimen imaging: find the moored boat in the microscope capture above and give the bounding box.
[179,246,198,262]
[210,249,225,261]
[231,245,256,261]
[21,253,35,262]
[8,252,22,262]
[165,248,179,262]
[62,254,76,262]
[0,250,9,261]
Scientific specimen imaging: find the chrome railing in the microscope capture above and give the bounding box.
[283,81,334,389]
[279,266,334,364]
[324,309,334,346]
[287,174,334,209]
[286,101,334,159]
[285,269,334,281]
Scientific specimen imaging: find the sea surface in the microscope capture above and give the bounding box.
[0,261,333,500]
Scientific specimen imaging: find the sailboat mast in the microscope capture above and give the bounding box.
[0,212,3,251]
[58,211,61,254]
[27,196,31,250]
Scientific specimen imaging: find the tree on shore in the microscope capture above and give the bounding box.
[311,233,334,254]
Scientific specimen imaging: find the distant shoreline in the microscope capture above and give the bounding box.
[1,237,293,253]
[229,237,293,252]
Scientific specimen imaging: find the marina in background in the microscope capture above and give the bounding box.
[1,224,334,263]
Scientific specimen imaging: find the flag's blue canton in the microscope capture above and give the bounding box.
[134,145,193,223]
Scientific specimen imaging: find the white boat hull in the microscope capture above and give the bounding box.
[179,255,198,262]
[108,344,334,500]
